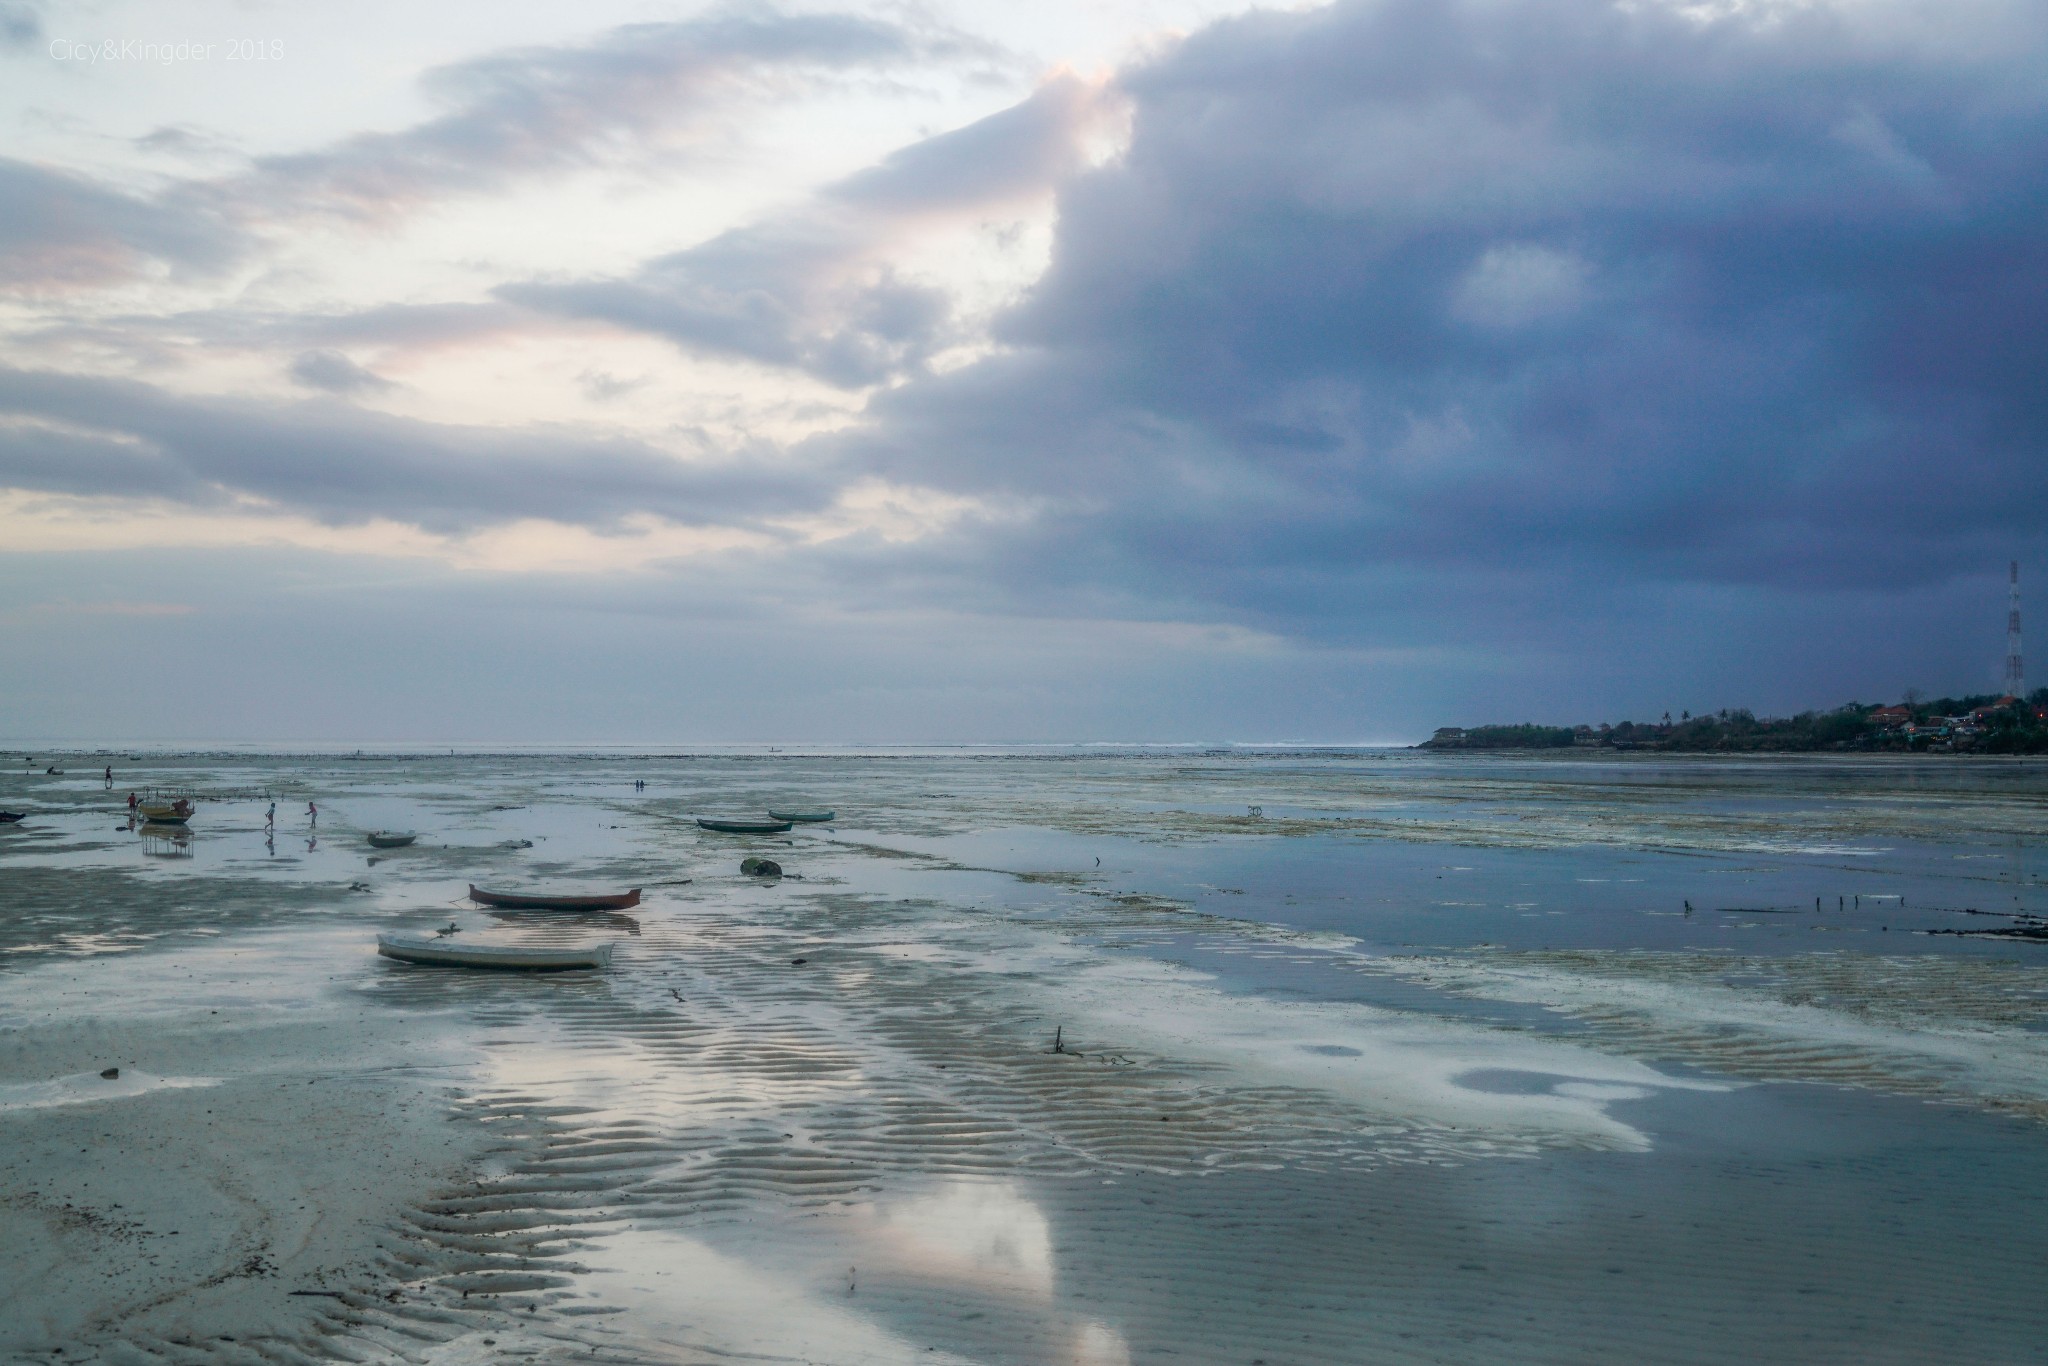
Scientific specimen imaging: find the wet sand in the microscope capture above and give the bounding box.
[0,928,491,1357]
[3,749,2047,1361]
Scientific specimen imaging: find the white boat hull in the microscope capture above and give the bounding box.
[376,934,613,971]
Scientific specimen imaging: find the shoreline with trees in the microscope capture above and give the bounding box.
[1422,690,2048,754]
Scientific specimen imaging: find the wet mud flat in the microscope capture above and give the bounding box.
[2,749,2047,1361]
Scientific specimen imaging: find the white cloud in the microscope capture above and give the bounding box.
[1449,243,1590,329]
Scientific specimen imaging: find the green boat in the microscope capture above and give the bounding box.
[767,808,834,823]
[697,817,794,834]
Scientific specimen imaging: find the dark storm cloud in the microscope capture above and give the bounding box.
[500,243,952,388]
[0,2,41,50]
[500,76,1103,386]
[288,349,394,395]
[0,367,830,532]
[825,0,2048,641]
[0,158,237,288]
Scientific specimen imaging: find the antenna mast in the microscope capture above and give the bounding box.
[2006,561,2025,696]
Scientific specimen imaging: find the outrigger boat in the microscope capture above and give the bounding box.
[136,799,194,823]
[766,808,834,823]
[376,934,613,971]
[696,816,794,834]
[366,830,418,848]
[468,883,642,911]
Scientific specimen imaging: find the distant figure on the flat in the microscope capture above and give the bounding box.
[307,800,318,826]
[265,801,276,831]
[126,792,138,818]
[103,765,112,788]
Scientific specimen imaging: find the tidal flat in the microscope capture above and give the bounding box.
[3,748,2046,1363]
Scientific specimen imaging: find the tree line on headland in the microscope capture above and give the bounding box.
[1422,689,2048,754]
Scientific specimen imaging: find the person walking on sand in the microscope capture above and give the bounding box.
[127,791,138,818]
[103,765,112,788]
[265,801,276,831]
[307,800,318,826]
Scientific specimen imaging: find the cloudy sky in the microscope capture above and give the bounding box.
[1,0,2042,744]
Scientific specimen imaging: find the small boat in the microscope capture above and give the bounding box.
[367,830,418,848]
[696,817,794,834]
[767,808,834,823]
[468,884,642,911]
[0,811,25,825]
[376,934,613,971]
[137,799,194,823]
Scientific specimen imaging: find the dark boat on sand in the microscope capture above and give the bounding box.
[468,884,642,911]
[697,816,794,834]
[0,811,25,824]
[767,808,834,823]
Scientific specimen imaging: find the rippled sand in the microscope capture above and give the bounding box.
[3,749,2046,1361]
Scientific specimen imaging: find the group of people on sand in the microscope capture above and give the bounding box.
[119,792,320,838]
[263,801,318,828]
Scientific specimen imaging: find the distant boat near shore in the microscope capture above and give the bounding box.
[137,799,193,823]
[468,883,641,911]
[697,816,794,834]
[767,808,834,823]
[376,934,613,971]
[366,830,418,848]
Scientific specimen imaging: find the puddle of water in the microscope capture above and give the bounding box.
[0,1070,219,1112]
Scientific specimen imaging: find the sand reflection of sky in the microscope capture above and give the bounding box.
[574,1178,1136,1364]
[1045,954,1728,1152]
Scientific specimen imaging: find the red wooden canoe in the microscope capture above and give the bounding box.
[468,884,641,911]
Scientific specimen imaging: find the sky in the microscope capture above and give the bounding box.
[1,0,2043,744]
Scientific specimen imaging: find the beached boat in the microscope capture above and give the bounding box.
[0,811,25,825]
[696,817,794,834]
[766,808,834,823]
[366,830,418,848]
[136,799,193,823]
[376,934,613,971]
[468,884,642,911]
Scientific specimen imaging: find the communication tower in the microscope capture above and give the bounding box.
[2006,561,2025,696]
